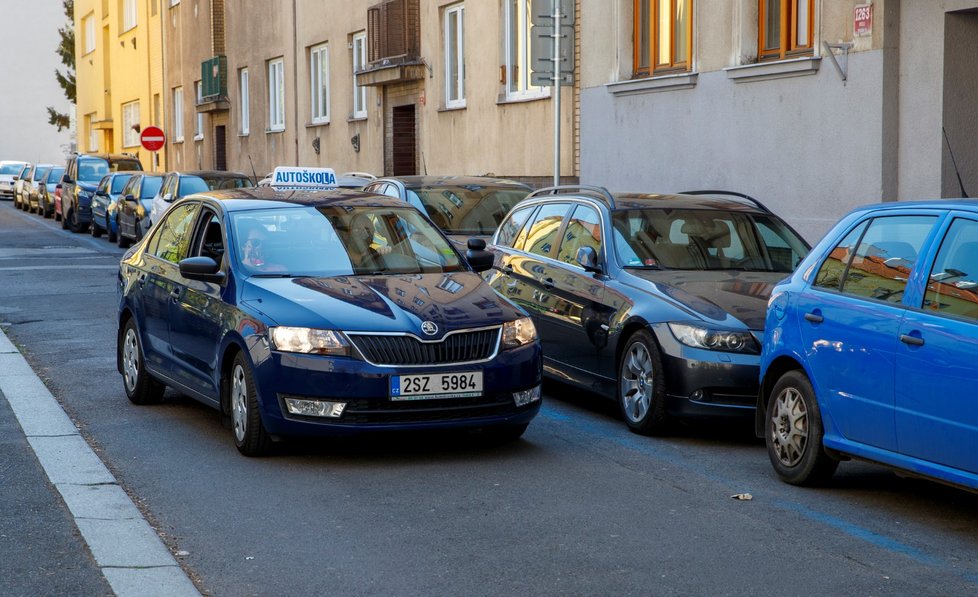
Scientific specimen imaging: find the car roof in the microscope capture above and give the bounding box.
[171,170,251,178]
[76,153,141,162]
[188,186,406,211]
[520,190,772,214]
[843,199,978,213]
[377,175,532,190]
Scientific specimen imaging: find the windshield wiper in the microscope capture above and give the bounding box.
[249,273,305,278]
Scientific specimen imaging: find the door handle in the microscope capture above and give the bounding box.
[804,312,823,323]
[170,288,181,300]
[137,273,147,283]
[542,277,555,290]
[900,334,925,347]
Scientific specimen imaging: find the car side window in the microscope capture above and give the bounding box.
[152,203,200,264]
[922,218,978,321]
[555,205,602,266]
[97,177,109,194]
[191,210,226,265]
[819,216,937,303]
[514,203,571,257]
[495,206,536,248]
[813,222,869,290]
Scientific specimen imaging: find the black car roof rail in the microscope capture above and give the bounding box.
[679,189,771,213]
[526,185,616,208]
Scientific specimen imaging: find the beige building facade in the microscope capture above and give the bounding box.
[161,0,576,183]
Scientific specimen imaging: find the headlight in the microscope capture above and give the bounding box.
[269,327,350,356]
[667,323,759,354]
[501,317,537,349]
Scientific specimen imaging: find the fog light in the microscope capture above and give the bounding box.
[513,385,541,407]
[285,398,346,418]
[690,389,705,402]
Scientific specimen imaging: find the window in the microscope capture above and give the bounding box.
[444,4,465,108]
[633,0,693,77]
[172,87,184,141]
[309,44,330,124]
[496,206,536,248]
[759,0,814,61]
[83,13,95,54]
[239,68,249,134]
[556,206,602,266]
[268,58,285,131]
[152,93,161,126]
[152,202,200,263]
[352,32,367,119]
[923,219,978,321]
[516,203,571,256]
[122,101,140,148]
[122,0,137,32]
[87,113,98,152]
[194,81,204,140]
[504,0,547,100]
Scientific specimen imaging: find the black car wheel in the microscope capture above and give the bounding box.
[91,218,103,238]
[617,329,669,435]
[118,227,132,248]
[61,207,70,229]
[228,352,272,456]
[120,318,165,405]
[765,370,839,486]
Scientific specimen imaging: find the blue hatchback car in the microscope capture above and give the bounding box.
[116,185,542,455]
[759,200,978,491]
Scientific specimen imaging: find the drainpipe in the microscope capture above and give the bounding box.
[293,0,300,166]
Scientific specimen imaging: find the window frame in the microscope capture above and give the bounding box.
[268,58,286,132]
[444,3,466,109]
[352,32,367,119]
[121,0,137,33]
[758,0,815,62]
[309,43,330,124]
[122,101,140,148]
[239,68,250,135]
[194,80,204,140]
[83,13,96,54]
[503,0,548,101]
[172,87,184,142]
[632,0,694,78]
[87,113,98,152]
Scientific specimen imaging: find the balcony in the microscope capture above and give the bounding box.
[198,55,229,112]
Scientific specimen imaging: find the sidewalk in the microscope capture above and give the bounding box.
[0,329,199,597]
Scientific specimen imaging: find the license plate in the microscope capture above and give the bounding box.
[390,371,483,401]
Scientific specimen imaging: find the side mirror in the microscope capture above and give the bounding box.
[163,193,173,202]
[124,194,136,202]
[576,246,602,273]
[179,256,225,283]
[95,189,108,197]
[12,176,18,181]
[62,176,73,184]
[465,238,494,273]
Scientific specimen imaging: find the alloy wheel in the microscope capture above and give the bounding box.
[620,342,653,423]
[770,386,808,467]
[231,364,248,443]
[122,328,139,393]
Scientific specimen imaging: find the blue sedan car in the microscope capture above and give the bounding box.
[116,185,542,455]
[759,200,978,491]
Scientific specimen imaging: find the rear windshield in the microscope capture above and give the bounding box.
[405,184,530,236]
[139,177,164,199]
[0,164,24,175]
[77,158,143,182]
[179,175,254,197]
[111,174,133,194]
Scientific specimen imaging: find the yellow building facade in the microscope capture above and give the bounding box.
[75,0,165,171]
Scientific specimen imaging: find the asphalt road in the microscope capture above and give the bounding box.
[2,201,978,596]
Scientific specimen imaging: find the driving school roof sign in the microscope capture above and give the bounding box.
[270,167,338,190]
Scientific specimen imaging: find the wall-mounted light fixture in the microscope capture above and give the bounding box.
[350,134,360,153]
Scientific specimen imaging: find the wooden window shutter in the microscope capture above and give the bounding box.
[367,5,383,62]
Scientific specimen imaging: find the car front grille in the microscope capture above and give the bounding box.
[339,393,517,424]
[348,328,500,366]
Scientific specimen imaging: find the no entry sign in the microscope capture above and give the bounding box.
[140,126,166,152]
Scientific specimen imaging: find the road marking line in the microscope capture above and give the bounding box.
[0,328,200,597]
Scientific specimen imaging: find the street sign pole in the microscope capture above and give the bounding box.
[552,2,561,187]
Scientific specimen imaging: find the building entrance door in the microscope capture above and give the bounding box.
[214,125,227,171]
[392,105,417,176]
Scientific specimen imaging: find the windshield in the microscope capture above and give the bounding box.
[33,167,52,181]
[111,174,133,194]
[139,176,164,199]
[406,185,529,235]
[612,209,810,272]
[0,164,24,175]
[231,206,464,277]
[46,168,64,183]
[179,175,253,197]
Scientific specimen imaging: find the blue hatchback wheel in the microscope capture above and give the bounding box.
[765,371,839,485]
[770,386,808,467]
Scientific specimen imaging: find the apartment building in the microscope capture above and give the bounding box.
[580,0,978,241]
[160,0,576,182]
[75,0,166,170]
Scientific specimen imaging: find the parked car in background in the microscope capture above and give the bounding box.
[759,200,978,493]
[0,160,28,200]
[487,186,810,435]
[115,173,164,248]
[148,170,253,226]
[61,153,143,233]
[363,176,533,244]
[91,171,137,242]
[35,166,65,218]
[12,164,31,209]
[21,164,56,213]
[116,172,542,455]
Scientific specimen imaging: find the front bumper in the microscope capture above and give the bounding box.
[250,341,543,437]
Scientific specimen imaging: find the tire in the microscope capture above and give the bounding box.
[118,228,132,248]
[618,329,669,435]
[765,370,839,486]
[120,318,165,405]
[61,207,69,229]
[43,203,53,219]
[91,217,103,238]
[229,352,272,456]
[68,209,80,232]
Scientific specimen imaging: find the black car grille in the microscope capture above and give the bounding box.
[341,394,517,424]
[349,328,500,366]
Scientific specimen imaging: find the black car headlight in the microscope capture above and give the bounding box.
[501,317,537,349]
[667,323,759,354]
[269,327,350,356]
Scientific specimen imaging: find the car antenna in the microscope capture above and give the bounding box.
[943,127,969,198]
[247,154,258,185]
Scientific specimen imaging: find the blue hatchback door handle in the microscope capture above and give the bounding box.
[804,312,824,323]
[900,334,925,347]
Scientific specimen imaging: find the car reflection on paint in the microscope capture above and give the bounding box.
[116,184,542,455]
